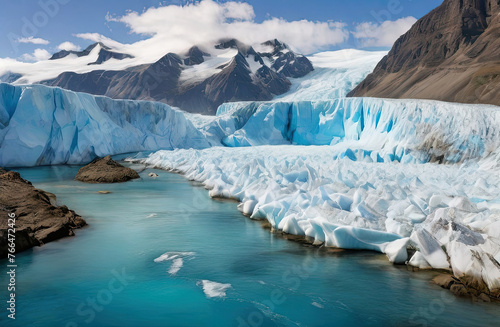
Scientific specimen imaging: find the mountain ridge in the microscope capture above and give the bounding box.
[42,39,313,114]
[348,0,500,106]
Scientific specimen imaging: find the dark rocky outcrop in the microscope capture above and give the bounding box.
[75,156,140,183]
[433,273,500,302]
[42,39,313,115]
[260,39,314,78]
[184,46,210,66]
[0,169,86,258]
[349,0,500,106]
[49,42,99,60]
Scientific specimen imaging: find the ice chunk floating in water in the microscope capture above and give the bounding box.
[154,252,196,263]
[197,280,232,299]
[154,252,195,276]
[168,258,184,276]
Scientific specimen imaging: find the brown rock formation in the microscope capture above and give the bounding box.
[75,156,140,183]
[349,0,500,106]
[0,169,87,258]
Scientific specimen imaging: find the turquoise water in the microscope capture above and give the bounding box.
[1,164,499,327]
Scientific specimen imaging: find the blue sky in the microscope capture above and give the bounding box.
[0,0,443,60]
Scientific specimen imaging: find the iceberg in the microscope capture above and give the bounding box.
[0,83,209,167]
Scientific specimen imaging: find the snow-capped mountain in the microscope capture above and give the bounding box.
[39,39,313,114]
[49,42,134,65]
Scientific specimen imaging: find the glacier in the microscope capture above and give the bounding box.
[274,50,387,101]
[215,98,500,164]
[0,83,209,167]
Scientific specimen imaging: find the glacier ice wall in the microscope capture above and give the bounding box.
[2,81,500,170]
[0,83,209,167]
[216,98,500,164]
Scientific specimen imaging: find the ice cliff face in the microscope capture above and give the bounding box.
[0,83,209,167]
[214,98,500,164]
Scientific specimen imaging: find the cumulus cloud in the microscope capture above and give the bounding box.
[106,0,349,57]
[352,17,417,48]
[21,48,51,62]
[17,36,50,45]
[57,42,81,51]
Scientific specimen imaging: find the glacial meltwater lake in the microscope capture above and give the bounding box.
[1,164,499,327]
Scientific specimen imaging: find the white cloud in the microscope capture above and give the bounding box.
[352,17,417,48]
[57,41,81,51]
[21,48,51,62]
[17,36,50,45]
[106,0,349,57]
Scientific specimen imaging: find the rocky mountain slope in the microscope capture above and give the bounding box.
[42,39,313,114]
[349,0,500,106]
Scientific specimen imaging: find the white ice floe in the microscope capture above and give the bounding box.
[154,252,195,263]
[154,252,195,276]
[168,258,184,276]
[197,280,232,298]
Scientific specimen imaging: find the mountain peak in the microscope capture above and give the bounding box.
[262,39,289,53]
[49,42,133,65]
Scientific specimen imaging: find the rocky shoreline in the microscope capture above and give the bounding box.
[0,168,87,258]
